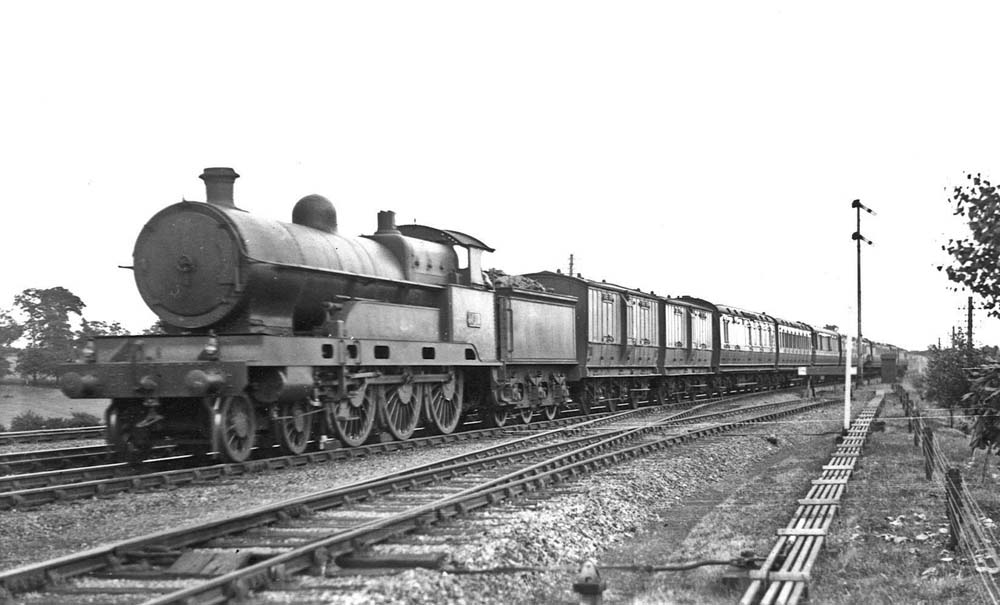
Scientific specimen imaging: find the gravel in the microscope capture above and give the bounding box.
[253,394,851,604]
[0,435,518,570]
[0,439,106,456]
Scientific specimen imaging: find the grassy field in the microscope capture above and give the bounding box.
[0,384,107,428]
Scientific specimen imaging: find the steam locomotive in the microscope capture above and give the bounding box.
[59,168,905,462]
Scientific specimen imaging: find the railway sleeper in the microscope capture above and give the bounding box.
[336,551,448,570]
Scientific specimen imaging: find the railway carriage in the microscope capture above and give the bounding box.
[527,272,663,411]
[775,318,812,370]
[711,303,781,391]
[658,295,716,400]
[811,326,843,367]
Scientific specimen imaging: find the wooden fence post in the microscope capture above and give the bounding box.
[905,397,912,434]
[922,427,934,480]
[913,410,921,448]
[946,468,964,550]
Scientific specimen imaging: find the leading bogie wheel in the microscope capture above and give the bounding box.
[107,400,153,464]
[324,382,376,447]
[379,382,423,441]
[542,405,558,421]
[424,374,463,435]
[214,395,257,463]
[276,399,313,455]
[519,407,534,424]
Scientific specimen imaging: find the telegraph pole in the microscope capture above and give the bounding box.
[851,200,875,384]
[968,296,974,349]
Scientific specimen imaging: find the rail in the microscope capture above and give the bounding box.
[0,425,104,445]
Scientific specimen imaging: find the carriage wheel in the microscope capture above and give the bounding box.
[542,405,558,421]
[487,407,510,427]
[681,378,693,401]
[379,382,423,441]
[276,399,312,455]
[577,384,596,415]
[706,376,717,398]
[519,407,534,424]
[618,380,635,409]
[108,401,153,464]
[214,395,257,462]
[672,380,684,403]
[424,374,463,435]
[650,383,665,406]
[602,383,618,412]
[324,382,376,447]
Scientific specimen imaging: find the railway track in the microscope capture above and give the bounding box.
[0,394,834,603]
[0,407,591,480]
[0,386,833,508]
[0,411,613,510]
[0,426,104,446]
[0,387,826,508]
[0,444,114,476]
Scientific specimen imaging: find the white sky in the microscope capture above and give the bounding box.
[2,1,998,351]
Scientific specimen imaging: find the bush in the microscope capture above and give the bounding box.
[10,410,46,431]
[68,411,101,426]
[9,410,102,431]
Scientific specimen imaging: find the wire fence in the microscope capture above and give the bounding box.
[898,384,1000,605]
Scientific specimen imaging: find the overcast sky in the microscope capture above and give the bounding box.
[2,2,998,351]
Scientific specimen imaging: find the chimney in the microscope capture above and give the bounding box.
[199,167,240,207]
[376,210,399,234]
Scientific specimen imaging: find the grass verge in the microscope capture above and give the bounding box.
[613,389,998,604]
[0,383,107,428]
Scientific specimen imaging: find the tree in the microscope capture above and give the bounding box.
[0,309,22,378]
[940,173,1000,315]
[922,341,987,428]
[0,309,21,346]
[14,287,85,384]
[16,347,65,385]
[142,319,168,335]
[962,360,1000,455]
[76,319,127,342]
